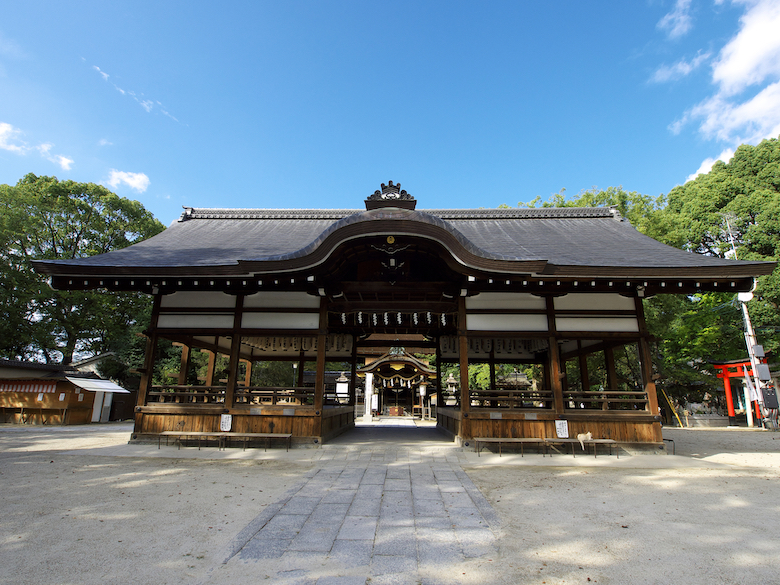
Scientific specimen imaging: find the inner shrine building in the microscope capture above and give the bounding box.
[34,182,776,447]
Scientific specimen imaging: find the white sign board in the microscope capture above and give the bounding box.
[220,414,233,432]
[555,420,569,438]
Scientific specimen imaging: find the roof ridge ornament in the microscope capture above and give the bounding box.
[365,180,417,210]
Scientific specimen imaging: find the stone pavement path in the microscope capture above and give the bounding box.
[221,441,501,584]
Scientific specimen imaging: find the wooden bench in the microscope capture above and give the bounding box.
[474,437,547,457]
[615,440,669,454]
[158,431,225,450]
[222,432,292,452]
[157,431,292,452]
[544,438,618,458]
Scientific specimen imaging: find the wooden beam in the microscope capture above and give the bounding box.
[328,301,458,313]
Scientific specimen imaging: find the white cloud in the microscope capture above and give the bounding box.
[1,122,74,169]
[668,0,780,174]
[107,169,150,193]
[687,148,735,182]
[652,51,711,83]
[54,154,74,170]
[692,80,780,143]
[0,122,28,153]
[658,0,694,39]
[90,64,179,122]
[93,65,109,81]
[98,138,112,146]
[36,143,74,170]
[711,0,780,96]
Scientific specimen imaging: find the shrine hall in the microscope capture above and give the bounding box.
[34,182,776,448]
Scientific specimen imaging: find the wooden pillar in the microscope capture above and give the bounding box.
[635,297,660,417]
[457,297,471,440]
[435,336,442,412]
[489,348,496,389]
[578,342,590,392]
[224,295,244,409]
[349,335,358,407]
[242,359,252,387]
[177,343,191,385]
[297,349,305,387]
[604,346,618,410]
[204,348,216,386]
[314,298,327,418]
[546,297,564,413]
[134,294,162,435]
[604,346,618,390]
[638,338,659,413]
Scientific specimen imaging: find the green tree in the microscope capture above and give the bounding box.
[0,173,165,364]
[520,186,666,235]
[656,136,780,356]
[517,148,780,400]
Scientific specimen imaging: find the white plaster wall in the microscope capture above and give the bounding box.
[553,293,636,311]
[466,292,547,310]
[159,291,236,309]
[241,313,319,330]
[244,292,320,309]
[466,314,549,331]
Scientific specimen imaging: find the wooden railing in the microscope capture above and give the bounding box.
[147,385,227,404]
[233,386,315,406]
[469,389,554,409]
[323,392,348,406]
[564,390,649,411]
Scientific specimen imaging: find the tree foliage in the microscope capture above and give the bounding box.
[0,173,165,365]
[520,136,780,401]
[521,186,666,235]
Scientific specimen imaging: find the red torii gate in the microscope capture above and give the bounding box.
[713,360,762,426]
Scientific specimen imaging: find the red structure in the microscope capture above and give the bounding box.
[713,360,762,426]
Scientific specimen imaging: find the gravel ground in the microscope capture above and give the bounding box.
[467,427,780,584]
[1,423,778,585]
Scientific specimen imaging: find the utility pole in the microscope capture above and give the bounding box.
[726,216,766,426]
[738,290,762,426]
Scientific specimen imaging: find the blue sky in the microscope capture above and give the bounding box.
[2,0,780,225]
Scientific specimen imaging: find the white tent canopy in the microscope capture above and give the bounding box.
[66,377,130,394]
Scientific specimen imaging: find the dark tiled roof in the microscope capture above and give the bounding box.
[33,206,775,278]
[0,359,75,372]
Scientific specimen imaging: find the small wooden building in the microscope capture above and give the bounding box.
[0,359,131,424]
[34,182,775,446]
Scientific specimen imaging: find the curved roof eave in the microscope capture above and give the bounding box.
[236,207,550,276]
